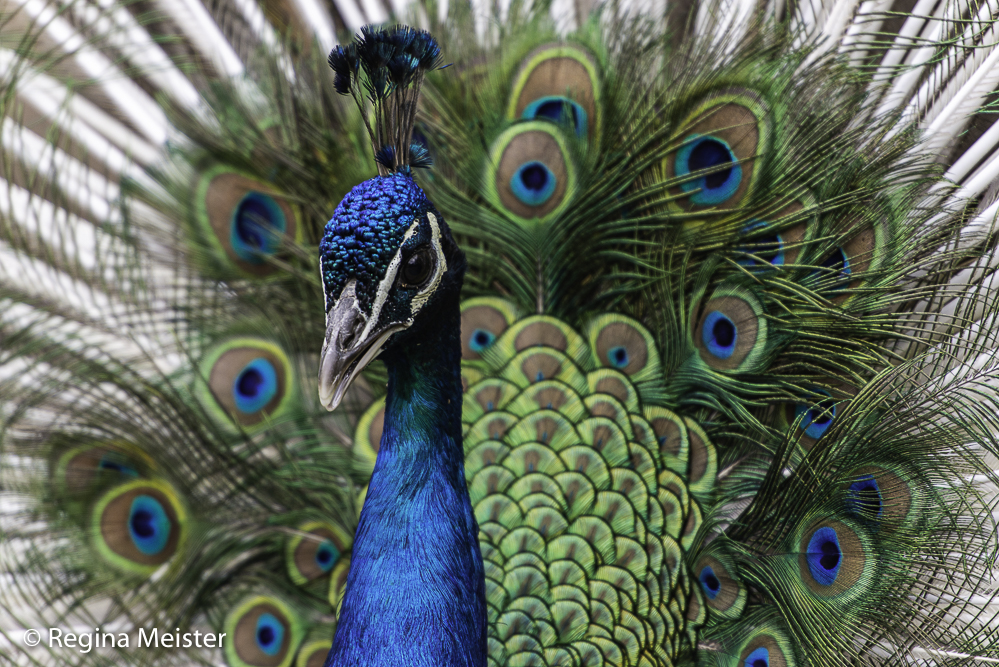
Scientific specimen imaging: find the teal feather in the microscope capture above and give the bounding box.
[3,1,999,666]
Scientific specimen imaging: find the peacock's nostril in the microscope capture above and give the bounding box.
[341,315,366,350]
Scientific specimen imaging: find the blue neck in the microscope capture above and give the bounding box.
[327,295,486,667]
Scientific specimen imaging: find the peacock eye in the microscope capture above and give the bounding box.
[400,247,434,288]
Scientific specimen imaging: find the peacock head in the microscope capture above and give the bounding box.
[318,172,465,410]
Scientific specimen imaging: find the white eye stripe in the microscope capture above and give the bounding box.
[411,212,447,316]
[320,263,328,309]
[361,219,420,340]
[403,221,420,242]
[359,213,447,337]
[321,263,331,352]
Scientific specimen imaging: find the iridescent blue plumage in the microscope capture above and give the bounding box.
[319,172,485,667]
[325,313,486,667]
[319,173,433,312]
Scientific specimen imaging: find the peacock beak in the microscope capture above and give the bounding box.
[319,280,406,411]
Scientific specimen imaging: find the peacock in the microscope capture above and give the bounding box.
[3,0,999,665]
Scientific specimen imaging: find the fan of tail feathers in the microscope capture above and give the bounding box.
[3,0,999,665]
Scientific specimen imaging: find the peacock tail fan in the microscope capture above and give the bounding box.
[0,2,373,660]
[3,0,999,666]
[0,289,361,658]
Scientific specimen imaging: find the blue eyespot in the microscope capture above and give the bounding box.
[98,454,139,478]
[315,539,339,573]
[232,358,278,415]
[511,161,557,206]
[128,495,171,556]
[231,192,287,264]
[608,346,630,369]
[522,96,588,137]
[847,474,883,522]
[744,646,770,667]
[699,566,721,599]
[795,389,835,439]
[676,135,742,206]
[739,221,784,267]
[806,526,842,586]
[255,613,285,656]
[702,310,737,359]
[469,329,497,353]
[813,247,851,292]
